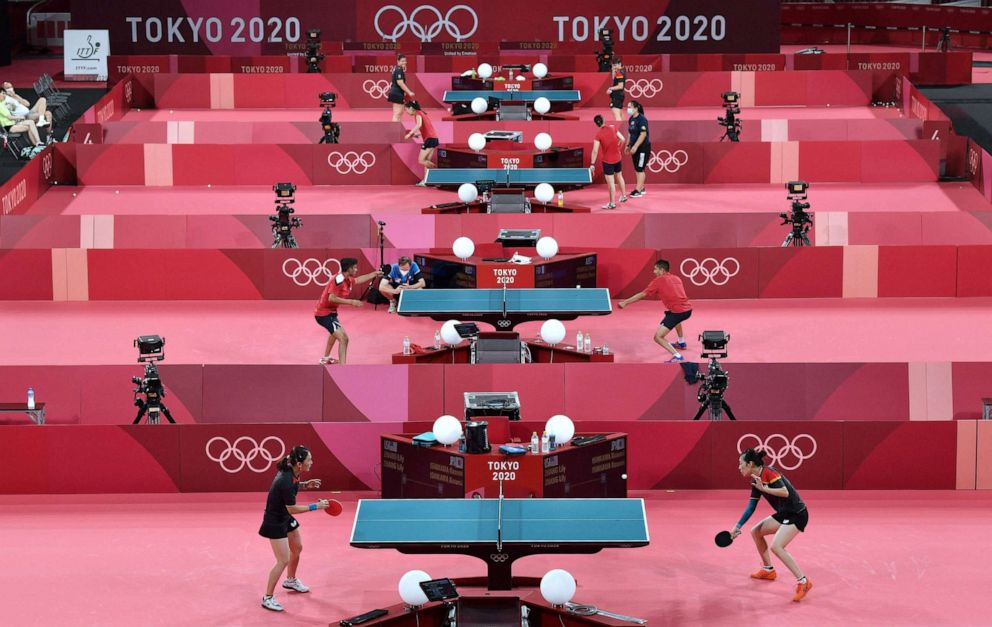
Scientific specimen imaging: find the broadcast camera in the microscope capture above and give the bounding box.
[131,335,175,424]
[318,92,340,144]
[717,91,742,142]
[270,182,302,249]
[596,28,615,72]
[681,331,736,421]
[305,28,324,73]
[780,180,813,247]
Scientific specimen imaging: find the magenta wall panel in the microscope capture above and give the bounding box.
[703,143,772,184]
[114,216,188,249]
[171,145,239,186]
[806,363,909,421]
[842,422,956,489]
[47,426,181,493]
[0,366,85,425]
[798,141,862,183]
[78,364,202,426]
[0,427,51,492]
[0,216,81,249]
[442,364,567,422]
[153,75,211,108]
[201,365,323,422]
[0,250,54,299]
[877,245,958,297]
[87,250,265,300]
[563,364,687,421]
[758,247,844,298]
[956,246,992,297]
[665,247,762,300]
[951,363,992,420]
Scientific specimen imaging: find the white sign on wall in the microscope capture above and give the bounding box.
[64,29,110,81]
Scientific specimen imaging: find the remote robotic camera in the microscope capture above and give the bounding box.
[270,182,302,248]
[781,180,813,247]
[717,91,742,142]
[305,28,324,73]
[596,28,615,72]
[131,335,175,424]
[318,92,340,144]
[681,331,736,421]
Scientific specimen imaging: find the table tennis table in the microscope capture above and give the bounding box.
[397,287,612,329]
[350,497,649,590]
[442,90,581,104]
[424,168,592,188]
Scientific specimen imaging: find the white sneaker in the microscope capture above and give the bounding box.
[388,301,397,313]
[36,119,49,128]
[282,577,310,593]
[261,595,284,611]
[601,202,616,210]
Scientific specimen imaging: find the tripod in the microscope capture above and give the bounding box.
[781,224,811,247]
[936,28,952,53]
[690,356,736,421]
[133,395,176,424]
[362,220,389,308]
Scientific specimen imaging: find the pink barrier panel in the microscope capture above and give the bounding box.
[201,365,323,423]
[0,216,83,249]
[951,363,992,420]
[442,364,568,422]
[321,365,445,423]
[757,247,844,299]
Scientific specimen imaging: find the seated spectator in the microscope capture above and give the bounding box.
[378,256,426,313]
[3,82,53,128]
[0,102,44,157]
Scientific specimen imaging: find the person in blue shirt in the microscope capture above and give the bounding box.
[378,256,425,313]
[623,100,650,198]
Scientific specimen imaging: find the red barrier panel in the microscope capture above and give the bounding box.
[662,248,762,300]
[957,246,992,298]
[842,422,957,489]
[877,245,958,298]
[757,247,844,298]
[201,366,324,423]
[0,250,53,299]
[0,144,58,216]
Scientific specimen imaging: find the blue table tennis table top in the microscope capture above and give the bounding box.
[424,168,592,186]
[397,287,612,315]
[350,498,649,544]
[443,89,581,103]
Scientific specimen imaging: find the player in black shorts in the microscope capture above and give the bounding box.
[607,58,626,121]
[259,445,329,612]
[624,100,650,197]
[731,448,813,602]
[388,53,415,121]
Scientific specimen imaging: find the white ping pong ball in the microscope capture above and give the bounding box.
[622,474,628,480]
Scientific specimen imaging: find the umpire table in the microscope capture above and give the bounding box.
[350,497,649,590]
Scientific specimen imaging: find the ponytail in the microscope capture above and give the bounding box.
[405,100,422,111]
[742,448,767,467]
[277,445,310,471]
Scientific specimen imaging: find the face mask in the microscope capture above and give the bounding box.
[627,108,634,116]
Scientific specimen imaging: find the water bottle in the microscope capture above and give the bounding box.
[541,431,550,453]
[530,431,539,454]
[576,331,583,351]
[434,329,442,350]
[584,334,592,354]
[549,434,556,450]
[402,336,411,355]
[602,342,610,356]
[557,190,564,207]
[27,387,35,410]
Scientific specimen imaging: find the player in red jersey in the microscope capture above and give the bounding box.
[618,259,692,362]
[314,258,382,365]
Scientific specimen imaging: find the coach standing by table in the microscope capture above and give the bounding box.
[623,100,650,198]
[389,54,415,121]
[589,114,628,210]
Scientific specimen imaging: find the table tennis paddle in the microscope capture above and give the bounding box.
[325,499,343,516]
[714,531,733,548]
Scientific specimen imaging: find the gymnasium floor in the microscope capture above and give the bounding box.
[2,490,990,626]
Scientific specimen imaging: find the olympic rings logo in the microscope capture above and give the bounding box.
[206,436,286,474]
[647,149,688,173]
[41,152,53,180]
[968,148,980,177]
[282,258,341,287]
[327,151,377,175]
[625,78,663,98]
[489,553,509,562]
[679,257,740,287]
[123,80,133,105]
[737,434,818,471]
[362,79,391,99]
[374,4,478,42]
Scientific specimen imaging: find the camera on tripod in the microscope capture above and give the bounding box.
[596,28,615,72]
[270,182,302,249]
[682,331,736,421]
[305,28,324,73]
[780,180,813,247]
[131,335,175,424]
[318,92,340,144]
[717,91,742,142]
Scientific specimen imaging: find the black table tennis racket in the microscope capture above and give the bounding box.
[714,531,733,548]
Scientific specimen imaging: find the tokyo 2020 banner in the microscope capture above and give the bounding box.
[70,0,779,56]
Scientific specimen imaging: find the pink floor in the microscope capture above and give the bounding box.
[1,298,990,366]
[26,182,991,216]
[2,490,990,626]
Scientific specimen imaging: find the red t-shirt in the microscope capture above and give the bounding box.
[315,274,354,316]
[594,124,623,164]
[417,110,437,140]
[644,273,692,313]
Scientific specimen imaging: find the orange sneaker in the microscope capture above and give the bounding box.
[750,568,777,581]
[792,578,812,602]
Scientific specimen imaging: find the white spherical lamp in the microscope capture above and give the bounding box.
[540,569,576,607]
[536,236,559,259]
[468,132,487,152]
[545,414,575,444]
[533,97,551,115]
[533,63,548,79]
[398,570,432,607]
[441,319,462,346]
[458,183,478,204]
[452,236,475,260]
[432,414,462,446]
[534,132,553,152]
[540,319,566,345]
[478,63,493,79]
[534,183,555,204]
[470,97,488,115]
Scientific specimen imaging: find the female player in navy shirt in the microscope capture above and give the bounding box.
[731,448,813,602]
[259,445,328,612]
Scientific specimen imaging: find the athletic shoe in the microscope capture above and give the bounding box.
[283,577,310,593]
[37,119,49,128]
[619,195,628,203]
[261,595,284,611]
[665,355,685,363]
[792,578,812,602]
[750,568,777,581]
[601,202,616,210]
[629,189,645,198]
[414,180,427,187]
[388,301,397,313]
[674,341,688,350]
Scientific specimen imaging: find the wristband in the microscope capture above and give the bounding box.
[308,503,317,512]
